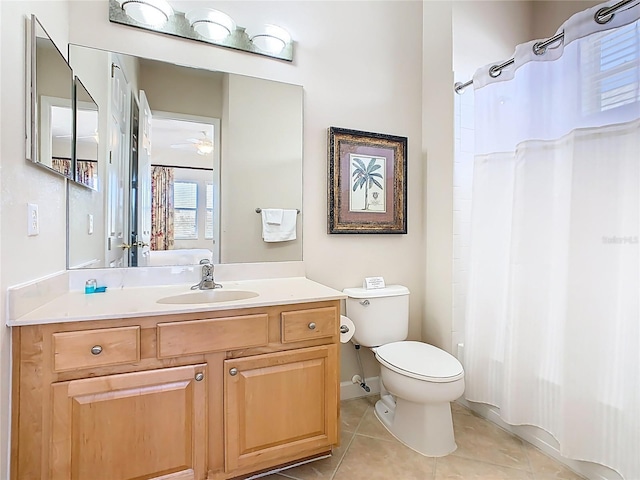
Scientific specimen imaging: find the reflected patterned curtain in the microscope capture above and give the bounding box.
[51,158,71,176]
[151,166,174,250]
[76,160,98,189]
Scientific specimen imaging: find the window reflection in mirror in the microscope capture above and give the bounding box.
[148,117,216,266]
[74,77,99,190]
[31,16,74,179]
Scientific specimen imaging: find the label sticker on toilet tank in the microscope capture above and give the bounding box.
[363,277,386,289]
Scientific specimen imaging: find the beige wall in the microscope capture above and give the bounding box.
[532,1,602,39]
[221,74,303,263]
[140,59,224,119]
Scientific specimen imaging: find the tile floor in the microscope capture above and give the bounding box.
[261,396,585,480]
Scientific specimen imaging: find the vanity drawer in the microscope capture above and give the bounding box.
[52,326,141,372]
[157,314,269,358]
[281,307,338,343]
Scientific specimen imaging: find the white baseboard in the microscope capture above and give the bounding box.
[457,399,623,480]
[340,376,380,401]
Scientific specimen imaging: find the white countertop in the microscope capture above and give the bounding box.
[7,277,346,326]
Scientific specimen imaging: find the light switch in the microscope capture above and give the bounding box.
[27,203,39,236]
[88,214,94,235]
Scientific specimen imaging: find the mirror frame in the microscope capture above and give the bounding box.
[28,14,75,181]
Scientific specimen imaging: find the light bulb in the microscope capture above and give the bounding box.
[251,25,291,54]
[118,0,173,27]
[186,8,235,42]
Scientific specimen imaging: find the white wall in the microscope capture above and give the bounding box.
[0,2,71,477]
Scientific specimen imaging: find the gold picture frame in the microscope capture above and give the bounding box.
[328,127,407,234]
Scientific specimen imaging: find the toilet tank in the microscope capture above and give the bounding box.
[343,285,410,347]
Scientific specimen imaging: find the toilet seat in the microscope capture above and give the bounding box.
[375,341,464,383]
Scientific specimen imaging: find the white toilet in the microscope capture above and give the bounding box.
[343,285,464,457]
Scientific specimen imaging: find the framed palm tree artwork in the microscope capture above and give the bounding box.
[328,127,407,234]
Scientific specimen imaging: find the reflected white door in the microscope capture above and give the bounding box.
[106,60,130,268]
[137,90,152,266]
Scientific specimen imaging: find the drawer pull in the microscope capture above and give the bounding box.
[90,345,103,355]
[308,322,316,330]
[195,372,204,382]
[229,367,238,376]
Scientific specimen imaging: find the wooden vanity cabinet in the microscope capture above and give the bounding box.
[50,364,207,480]
[225,344,338,472]
[11,300,340,480]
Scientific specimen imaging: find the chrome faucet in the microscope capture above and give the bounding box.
[191,259,223,290]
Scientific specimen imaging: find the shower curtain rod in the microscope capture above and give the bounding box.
[453,0,638,94]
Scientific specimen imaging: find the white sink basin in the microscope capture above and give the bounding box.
[157,289,259,305]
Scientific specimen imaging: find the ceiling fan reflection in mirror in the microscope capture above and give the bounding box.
[170,130,213,156]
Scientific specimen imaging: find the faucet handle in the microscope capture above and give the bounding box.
[199,258,211,265]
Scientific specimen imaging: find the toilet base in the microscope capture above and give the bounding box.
[374,396,457,457]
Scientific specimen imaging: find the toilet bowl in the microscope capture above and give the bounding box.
[373,341,464,457]
[343,285,465,457]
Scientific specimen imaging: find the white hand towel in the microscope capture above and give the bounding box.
[261,208,284,225]
[262,209,297,242]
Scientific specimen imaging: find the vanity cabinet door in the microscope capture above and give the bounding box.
[50,364,207,480]
[224,344,339,472]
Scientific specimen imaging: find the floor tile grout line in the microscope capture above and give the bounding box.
[279,399,371,480]
[328,400,376,480]
[327,425,359,480]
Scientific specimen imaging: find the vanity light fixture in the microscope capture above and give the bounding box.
[116,0,173,27]
[186,8,236,42]
[250,25,292,54]
[108,0,294,61]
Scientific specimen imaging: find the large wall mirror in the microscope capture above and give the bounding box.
[67,44,303,269]
[29,15,74,179]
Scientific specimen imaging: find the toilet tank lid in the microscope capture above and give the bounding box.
[343,285,410,299]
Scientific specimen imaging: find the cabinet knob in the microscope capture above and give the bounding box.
[90,345,103,355]
[229,367,238,376]
[195,372,204,382]
[308,322,316,330]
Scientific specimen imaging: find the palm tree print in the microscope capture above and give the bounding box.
[352,157,384,210]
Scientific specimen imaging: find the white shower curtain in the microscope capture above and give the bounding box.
[464,3,639,479]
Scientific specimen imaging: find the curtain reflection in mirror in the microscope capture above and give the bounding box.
[76,160,98,188]
[52,158,72,176]
[151,166,174,250]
